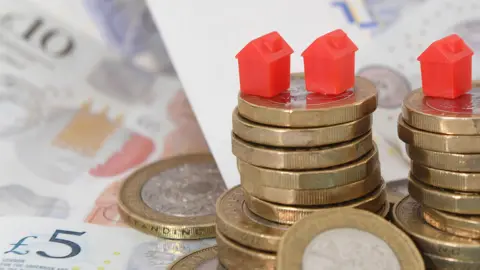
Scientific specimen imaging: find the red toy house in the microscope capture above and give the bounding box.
[302,29,358,95]
[417,34,474,99]
[236,31,293,98]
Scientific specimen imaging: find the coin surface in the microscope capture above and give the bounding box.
[232,131,373,170]
[386,178,409,206]
[393,196,480,261]
[423,252,480,270]
[215,186,288,252]
[422,206,480,239]
[241,169,382,205]
[402,84,480,135]
[412,162,480,192]
[377,200,390,218]
[407,145,480,172]
[118,154,227,239]
[216,230,276,270]
[244,183,386,224]
[398,116,480,153]
[237,144,378,190]
[169,246,222,270]
[232,108,371,147]
[237,73,377,127]
[277,208,424,270]
[409,174,480,214]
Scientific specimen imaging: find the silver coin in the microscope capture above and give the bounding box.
[141,162,226,217]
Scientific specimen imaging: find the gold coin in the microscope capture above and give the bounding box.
[409,174,480,215]
[386,178,409,206]
[216,230,276,270]
[407,145,480,173]
[232,131,373,170]
[237,144,378,190]
[412,162,480,192]
[422,206,480,239]
[393,196,480,261]
[398,116,480,153]
[423,253,480,270]
[237,73,377,128]
[244,183,386,225]
[242,168,382,205]
[169,246,223,270]
[215,186,288,252]
[277,208,424,270]
[117,154,226,239]
[377,200,390,218]
[402,85,480,135]
[232,108,371,147]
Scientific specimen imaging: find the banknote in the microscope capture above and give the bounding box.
[0,217,215,270]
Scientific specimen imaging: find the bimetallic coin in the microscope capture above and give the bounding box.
[168,246,223,270]
[232,108,371,147]
[216,230,276,270]
[412,162,480,192]
[398,116,480,153]
[407,145,480,173]
[232,131,373,170]
[215,186,288,252]
[423,253,480,270]
[118,154,227,239]
[393,196,480,261]
[241,169,383,205]
[244,183,386,225]
[277,208,424,270]
[386,178,409,206]
[422,207,480,239]
[237,144,379,190]
[402,85,480,135]
[237,73,377,128]
[409,175,480,215]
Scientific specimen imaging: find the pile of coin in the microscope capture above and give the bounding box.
[396,85,480,269]
[213,73,388,269]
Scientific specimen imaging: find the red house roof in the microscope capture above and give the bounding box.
[417,34,473,64]
[236,31,293,63]
[301,29,358,59]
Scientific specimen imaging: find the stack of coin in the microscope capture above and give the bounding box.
[396,85,480,269]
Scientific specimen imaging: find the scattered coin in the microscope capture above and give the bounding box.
[118,154,227,239]
[277,208,424,270]
[393,196,480,261]
[422,206,480,239]
[232,131,373,170]
[237,73,377,127]
[407,145,480,173]
[411,162,480,192]
[237,144,378,190]
[215,186,288,252]
[423,252,480,270]
[169,246,225,270]
[232,108,371,147]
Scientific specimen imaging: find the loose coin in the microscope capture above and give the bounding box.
[393,196,480,261]
[118,154,227,239]
[169,246,224,270]
[237,73,377,128]
[244,183,386,225]
[412,162,480,192]
[216,230,276,270]
[232,108,371,147]
[232,131,373,170]
[215,186,288,252]
[386,178,409,207]
[402,84,480,135]
[398,116,480,153]
[277,208,424,270]
[409,174,480,215]
[422,206,480,239]
[423,253,480,270]
[237,144,378,190]
[406,145,480,172]
[241,169,382,205]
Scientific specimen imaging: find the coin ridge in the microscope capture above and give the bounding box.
[232,131,373,170]
[237,144,379,189]
[232,108,372,147]
[244,183,386,225]
[392,196,480,261]
[422,207,480,239]
[215,186,286,252]
[117,154,218,239]
[406,145,480,172]
[411,162,480,192]
[241,168,382,205]
[409,174,480,215]
[237,75,377,127]
[168,246,218,270]
[277,208,424,270]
